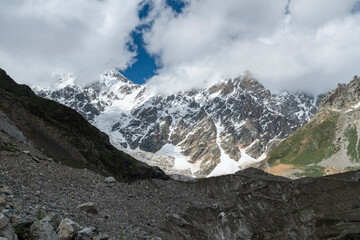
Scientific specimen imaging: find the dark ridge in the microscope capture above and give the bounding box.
[0,68,169,182]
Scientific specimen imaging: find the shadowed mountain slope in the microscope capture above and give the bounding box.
[0,68,168,182]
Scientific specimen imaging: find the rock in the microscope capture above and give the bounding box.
[57,218,80,240]
[0,213,17,240]
[34,208,47,220]
[104,177,116,183]
[78,227,98,240]
[6,203,14,210]
[0,188,13,196]
[76,202,98,214]
[0,198,6,207]
[30,221,58,240]
[41,214,62,230]
[94,233,109,240]
[13,215,36,240]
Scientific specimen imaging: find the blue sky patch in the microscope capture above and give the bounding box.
[121,0,187,84]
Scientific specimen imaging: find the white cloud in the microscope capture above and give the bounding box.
[0,0,142,87]
[1,0,359,95]
[144,0,360,94]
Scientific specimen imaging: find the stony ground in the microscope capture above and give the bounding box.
[0,151,224,239]
[2,150,360,239]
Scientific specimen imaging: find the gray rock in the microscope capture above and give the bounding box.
[104,177,116,184]
[41,214,62,231]
[94,233,109,240]
[57,218,80,240]
[0,213,17,240]
[0,198,6,207]
[77,227,98,240]
[76,202,98,214]
[30,221,58,240]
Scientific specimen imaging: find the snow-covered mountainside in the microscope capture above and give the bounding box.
[35,71,322,177]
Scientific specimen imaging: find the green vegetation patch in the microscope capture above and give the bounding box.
[268,111,339,166]
[344,124,360,163]
[302,165,326,177]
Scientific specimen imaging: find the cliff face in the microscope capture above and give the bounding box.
[267,75,360,178]
[0,68,168,182]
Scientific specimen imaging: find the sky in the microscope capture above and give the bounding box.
[0,0,360,94]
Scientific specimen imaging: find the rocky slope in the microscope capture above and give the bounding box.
[265,75,360,178]
[0,68,168,182]
[1,150,360,239]
[36,71,321,177]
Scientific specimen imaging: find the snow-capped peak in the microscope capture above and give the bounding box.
[54,73,75,89]
[100,70,133,87]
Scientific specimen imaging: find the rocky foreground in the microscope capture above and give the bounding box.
[1,150,360,239]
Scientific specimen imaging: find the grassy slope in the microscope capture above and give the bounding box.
[267,110,339,176]
[0,68,169,182]
[344,124,360,163]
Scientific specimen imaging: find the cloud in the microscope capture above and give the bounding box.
[1,0,360,95]
[0,0,142,87]
[144,0,360,94]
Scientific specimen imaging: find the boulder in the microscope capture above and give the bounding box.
[76,203,98,214]
[41,214,62,230]
[30,221,58,240]
[0,213,17,240]
[57,218,80,240]
[77,227,98,240]
[104,177,116,184]
[94,233,109,240]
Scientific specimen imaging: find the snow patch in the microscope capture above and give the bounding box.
[208,124,267,177]
[346,101,360,113]
[156,144,193,172]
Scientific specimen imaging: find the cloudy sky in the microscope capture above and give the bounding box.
[1,0,360,94]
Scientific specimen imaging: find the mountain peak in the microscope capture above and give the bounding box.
[54,73,75,89]
[100,70,133,87]
[319,75,360,111]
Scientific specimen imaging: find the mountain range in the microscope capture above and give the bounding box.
[36,71,322,177]
[1,68,360,239]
